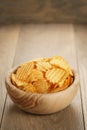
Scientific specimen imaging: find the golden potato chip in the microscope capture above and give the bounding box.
[46,68,66,84]
[52,83,59,89]
[15,80,28,88]
[50,76,70,93]
[58,72,69,87]
[27,69,43,83]
[16,62,34,81]
[11,73,36,92]
[12,74,26,87]
[11,73,25,87]
[61,75,71,89]
[41,58,50,62]
[22,83,36,93]
[62,75,72,88]
[33,79,49,93]
[36,61,52,72]
[34,57,49,62]
[11,73,27,88]
[51,83,68,93]
[67,67,73,76]
[50,56,69,70]
[68,75,74,85]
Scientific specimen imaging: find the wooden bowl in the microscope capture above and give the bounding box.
[5,67,79,114]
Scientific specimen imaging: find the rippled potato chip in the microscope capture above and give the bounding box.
[22,83,36,93]
[58,72,70,87]
[50,56,68,69]
[33,79,49,93]
[16,62,34,81]
[46,68,66,84]
[11,74,36,92]
[36,61,52,72]
[67,67,73,76]
[51,76,70,93]
[12,73,27,88]
[27,69,43,82]
[11,73,25,87]
[34,57,50,62]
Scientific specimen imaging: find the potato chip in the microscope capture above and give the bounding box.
[27,69,43,83]
[41,58,50,62]
[61,75,72,88]
[51,84,68,93]
[46,68,66,84]
[67,67,73,76]
[34,57,49,62]
[36,61,52,72]
[33,79,49,93]
[12,74,27,89]
[22,83,36,93]
[16,62,34,81]
[16,80,28,88]
[52,83,59,89]
[11,73,36,92]
[58,72,69,87]
[11,73,27,88]
[50,56,69,70]
[50,76,70,93]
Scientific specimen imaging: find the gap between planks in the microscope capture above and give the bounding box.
[0,24,21,128]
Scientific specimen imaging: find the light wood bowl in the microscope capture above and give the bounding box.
[5,67,79,114]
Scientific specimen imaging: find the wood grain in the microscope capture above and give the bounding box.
[74,25,87,130]
[1,24,84,130]
[0,25,20,128]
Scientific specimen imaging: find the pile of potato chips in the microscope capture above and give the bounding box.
[11,56,74,93]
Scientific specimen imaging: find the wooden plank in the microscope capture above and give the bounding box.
[1,24,84,130]
[0,25,20,128]
[74,25,87,130]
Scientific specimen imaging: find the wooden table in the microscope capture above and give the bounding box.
[0,24,87,130]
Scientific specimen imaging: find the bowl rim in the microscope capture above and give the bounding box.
[5,65,79,96]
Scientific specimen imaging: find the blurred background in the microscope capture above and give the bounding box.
[0,0,87,24]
